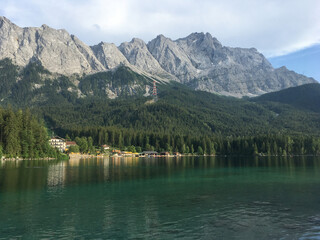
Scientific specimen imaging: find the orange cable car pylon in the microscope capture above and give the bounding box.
[152,80,157,98]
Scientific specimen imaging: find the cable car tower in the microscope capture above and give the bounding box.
[152,80,158,100]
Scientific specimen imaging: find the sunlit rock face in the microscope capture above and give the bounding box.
[0,16,105,75]
[0,17,316,97]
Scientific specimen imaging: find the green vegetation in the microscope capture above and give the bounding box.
[80,66,150,97]
[68,145,80,153]
[38,84,320,137]
[1,57,320,136]
[63,126,320,156]
[0,107,64,159]
[1,59,320,157]
[253,83,320,113]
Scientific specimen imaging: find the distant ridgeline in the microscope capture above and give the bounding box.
[0,107,63,159]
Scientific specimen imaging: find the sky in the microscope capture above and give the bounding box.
[269,44,320,81]
[1,0,319,80]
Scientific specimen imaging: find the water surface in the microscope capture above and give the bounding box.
[1,156,320,239]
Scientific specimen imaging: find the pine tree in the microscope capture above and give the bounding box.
[197,146,204,155]
[4,109,21,157]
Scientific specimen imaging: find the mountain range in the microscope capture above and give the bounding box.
[1,16,320,138]
[0,16,316,97]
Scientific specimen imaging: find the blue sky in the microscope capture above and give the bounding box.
[269,44,320,81]
[1,0,319,80]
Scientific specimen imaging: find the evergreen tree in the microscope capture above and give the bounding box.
[191,144,194,154]
[197,146,204,155]
[4,109,21,157]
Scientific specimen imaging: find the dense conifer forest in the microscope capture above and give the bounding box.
[0,108,64,158]
[62,126,320,156]
[1,58,320,157]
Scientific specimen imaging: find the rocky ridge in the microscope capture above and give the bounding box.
[0,17,105,75]
[0,16,316,97]
[91,42,129,70]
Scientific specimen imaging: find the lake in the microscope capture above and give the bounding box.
[1,156,320,239]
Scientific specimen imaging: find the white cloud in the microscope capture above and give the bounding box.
[1,0,320,57]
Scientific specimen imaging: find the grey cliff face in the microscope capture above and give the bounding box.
[118,38,168,76]
[0,16,316,97]
[147,32,315,97]
[91,42,129,69]
[175,32,222,70]
[0,16,105,75]
[147,35,198,82]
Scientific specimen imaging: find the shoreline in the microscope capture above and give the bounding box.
[2,153,318,162]
[68,153,319,160]
[1,157,57,161]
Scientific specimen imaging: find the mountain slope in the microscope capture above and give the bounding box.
[0,16,105,75]
[38,83,320,137]
[0,16,316,97]
[0,58,156,105]
[146,32,315,97]
[147,34,197,81]
[119,38,168,76]
[253,83,320,113]
[91,42,129,69]
[1,57,320,136]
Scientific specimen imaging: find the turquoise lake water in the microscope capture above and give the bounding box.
[1,156,320,239]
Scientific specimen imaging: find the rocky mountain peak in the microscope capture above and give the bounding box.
[0,16,6,25]
[129,38,146,46]
[0,16,19,31]
[0,18,105,75]
[0,16,316,97]
[183,32,211,42]
[41,24,50,29]
[91,42,129,69]
[155,34,168,41]
[176,32,221,49]
[148,34,172,49]
[118,37,167,75]
[0,16,12,26]
[175,32,220,70]
[147,34,198,81]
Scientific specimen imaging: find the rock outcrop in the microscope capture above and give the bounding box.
[148,32,315,97]
[147,34,198,82]
[118,38,175,80]
[0,16,316,97]
[91,42,129,69]
[0,16,105,75]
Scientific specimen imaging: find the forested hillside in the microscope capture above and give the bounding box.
[253,83,320,113]
[1,58,320,156]
[37,83,320,137]
[0,108,62,158]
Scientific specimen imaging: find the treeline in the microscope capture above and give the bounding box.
[0,108,63,158]
[63,126,320,156]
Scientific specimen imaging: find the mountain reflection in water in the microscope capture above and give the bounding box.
[0,156,320,239]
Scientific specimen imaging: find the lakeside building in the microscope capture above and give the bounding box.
[101,144,110,150]
[140,151,158,157]
[160,152,170,156]
[65,141,77,152]
[49,137,66,152]
[66,141,77,147]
